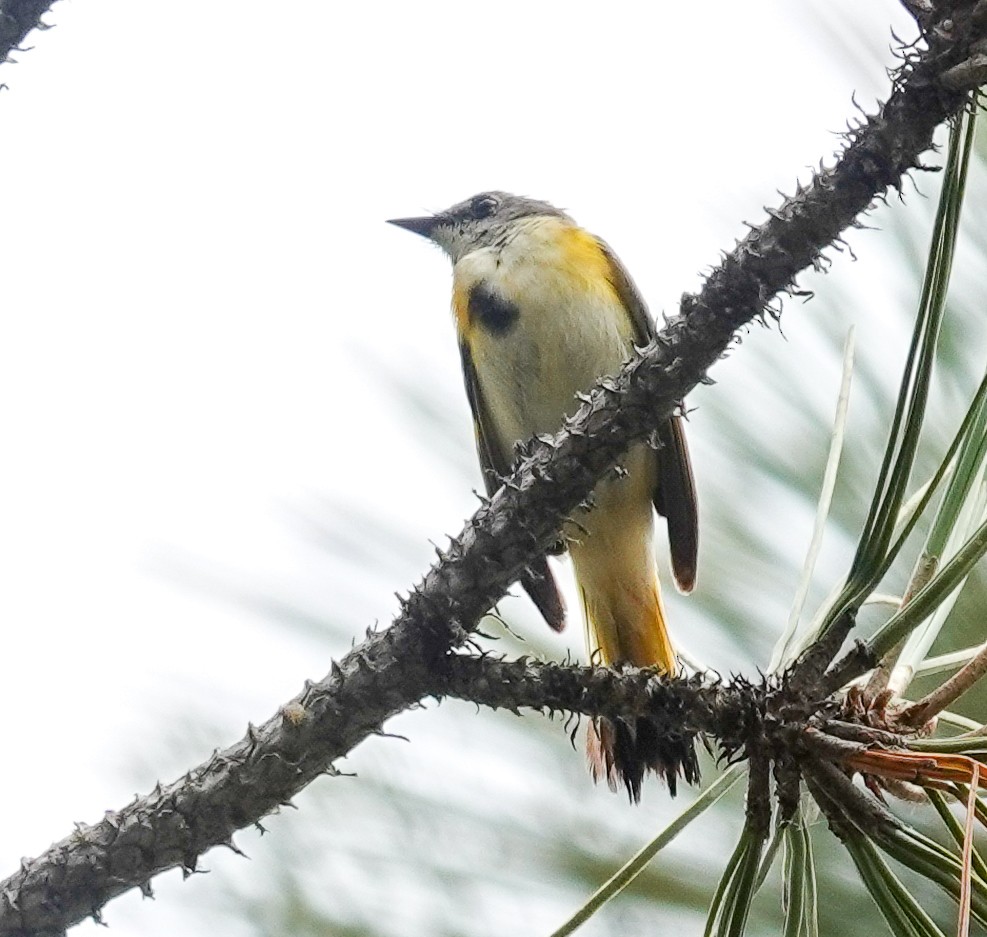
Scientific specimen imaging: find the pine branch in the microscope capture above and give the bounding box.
[437,654,750,747]
[0,0,57,67]
[1,2,985,934]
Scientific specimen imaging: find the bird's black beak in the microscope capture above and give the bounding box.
[386,214,443,239]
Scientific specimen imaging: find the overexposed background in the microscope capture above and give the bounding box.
[2,2,985,935]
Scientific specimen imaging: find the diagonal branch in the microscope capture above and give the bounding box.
[0,0,57,67]
[2,4,985,934]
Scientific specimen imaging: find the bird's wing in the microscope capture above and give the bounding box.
[596,237,699,593]
[458,339,567,630]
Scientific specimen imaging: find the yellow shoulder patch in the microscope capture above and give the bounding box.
[452,278,471,337]
[557,224,620,298]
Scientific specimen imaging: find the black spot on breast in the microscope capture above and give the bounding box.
[468,283,520,335]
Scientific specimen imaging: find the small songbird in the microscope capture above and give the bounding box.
[389,192,698,797]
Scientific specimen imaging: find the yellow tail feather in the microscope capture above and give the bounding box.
[570,468,683,799]
[570,503,676,673]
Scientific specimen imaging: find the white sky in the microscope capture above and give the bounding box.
[0,2,927,935]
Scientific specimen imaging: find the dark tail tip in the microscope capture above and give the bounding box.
[587,716,700,802]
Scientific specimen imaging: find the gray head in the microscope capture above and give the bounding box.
[388,191,570,262]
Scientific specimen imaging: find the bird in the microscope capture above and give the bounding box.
[388,192,699,798]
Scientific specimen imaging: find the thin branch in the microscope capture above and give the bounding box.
[0,3,984,934]
[900,642,987,727]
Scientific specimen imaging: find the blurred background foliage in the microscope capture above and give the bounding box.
[139,72,987,937]
[4,3,986,937]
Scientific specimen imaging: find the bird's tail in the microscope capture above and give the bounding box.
[571,520,698,801]
[576,548,676,673]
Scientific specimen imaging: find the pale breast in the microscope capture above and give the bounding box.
[454,217,637,452]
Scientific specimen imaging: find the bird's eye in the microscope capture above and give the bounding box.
[471,195,499,219]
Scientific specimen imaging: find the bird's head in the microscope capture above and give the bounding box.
[388,191,568,263]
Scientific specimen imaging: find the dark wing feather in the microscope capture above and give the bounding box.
[458,340,566,630]
[596,238,699,593]
[652,419,699,592]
